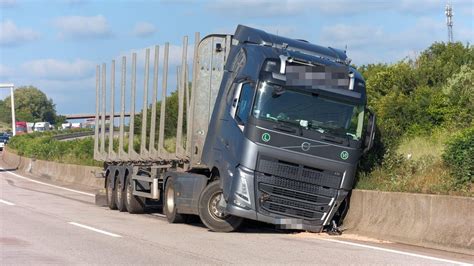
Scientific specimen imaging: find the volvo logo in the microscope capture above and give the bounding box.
[301,142,311,151]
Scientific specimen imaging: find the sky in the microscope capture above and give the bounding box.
[0,0,473,116]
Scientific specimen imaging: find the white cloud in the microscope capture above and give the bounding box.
[210,0,473,17]
[22,59,95,80]
[318,17,456,64]
[53,15,112,39]
[132,22,157,38]
[0,64,14,78]
[0,0,16,8]
[210,0,305,17]
[320,24,385,49]
[0,20,40,46]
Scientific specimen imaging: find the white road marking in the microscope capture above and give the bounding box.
[150,213,166,218]
[68,222,122,238]
[0,166,95,197]
[0,199,15,206]
[318,238,471,266]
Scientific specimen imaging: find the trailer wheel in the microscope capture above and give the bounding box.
[164,177,185,223]
[198,180,243,232]
[106,174,117,210]
[115,177,127,212]
[125,176,145,214]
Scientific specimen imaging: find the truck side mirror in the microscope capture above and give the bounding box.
[363,110,376,154]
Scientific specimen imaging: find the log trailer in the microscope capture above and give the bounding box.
[94,25,375,232]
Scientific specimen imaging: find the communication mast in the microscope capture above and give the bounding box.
[445,3,454,43]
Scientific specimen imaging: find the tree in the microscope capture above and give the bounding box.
[0,99,10,123]
[359,62,418,106]
[2,86,59,124]
[442,65,474,127]
[415,42,474,88]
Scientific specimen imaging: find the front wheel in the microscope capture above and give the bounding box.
[198,180,243,232]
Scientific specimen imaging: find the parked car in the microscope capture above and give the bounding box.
[0,135,8,151]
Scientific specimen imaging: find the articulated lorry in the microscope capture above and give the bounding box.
[94,25,375,232]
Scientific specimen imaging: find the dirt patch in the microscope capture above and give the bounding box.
[293,232,393,244]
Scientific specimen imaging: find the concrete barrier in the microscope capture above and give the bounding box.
[344,189,474,255]
[1,148,103,190]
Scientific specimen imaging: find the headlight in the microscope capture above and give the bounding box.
[233,167,253,208]
[235,177,250,204]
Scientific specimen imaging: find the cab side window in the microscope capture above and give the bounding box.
[235,83,253,125]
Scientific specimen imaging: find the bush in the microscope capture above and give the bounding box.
[7,131,99,166]
[442,127,474,186]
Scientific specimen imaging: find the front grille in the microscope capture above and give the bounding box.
[259,183,332,204]
[255,156,340,222]
[257,157,342,188]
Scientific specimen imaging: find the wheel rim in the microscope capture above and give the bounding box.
[166,185,175,214]
[107,180,113,203]
[117,182,122,203]
[126,180,131,205]
[208,191,229,220]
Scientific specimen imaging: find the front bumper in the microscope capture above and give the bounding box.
[226,164,349,232]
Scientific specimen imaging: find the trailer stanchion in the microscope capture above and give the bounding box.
[149,45,159,156]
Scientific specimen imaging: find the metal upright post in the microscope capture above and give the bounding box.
[108,60,115,159]
[158,43,169,157]
[10,86,15,136]
[176,36,188,157]
[119,56,126,158]
[128,53,137,158]
[0,83,16,136]
[140,48,150,157]
[149,45,159,156]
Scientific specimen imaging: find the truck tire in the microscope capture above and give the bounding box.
[125,176,145,214]
[198,180,243,232]
[164,177,185,223]
[106,175,117,210]
[115,177,127,212]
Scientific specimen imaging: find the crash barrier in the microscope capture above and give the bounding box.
[52,131,94,141]
[1,148,472,254]
[344,189,473,255]
[1,148,103,189]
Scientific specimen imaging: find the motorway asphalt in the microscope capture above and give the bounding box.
[0,157,473,265]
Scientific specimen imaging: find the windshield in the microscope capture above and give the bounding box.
[252,82,365,140]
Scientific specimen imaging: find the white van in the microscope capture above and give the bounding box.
[61,122,72,130]
[34,122,51,132]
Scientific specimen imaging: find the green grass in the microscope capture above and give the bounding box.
[357,129,472,196]
[396,129,453,160]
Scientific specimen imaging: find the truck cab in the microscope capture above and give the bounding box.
[198,26,375,232]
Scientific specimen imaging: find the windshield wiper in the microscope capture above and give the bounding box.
[271,119,302,135]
